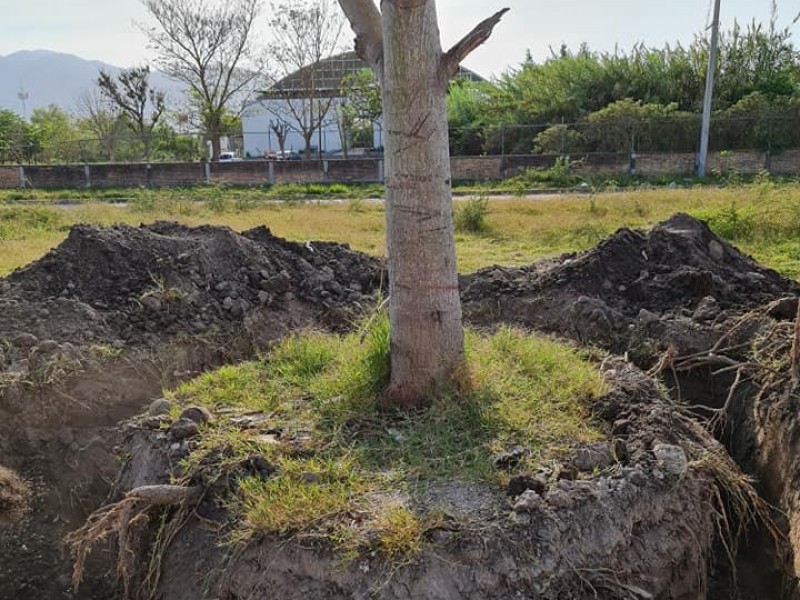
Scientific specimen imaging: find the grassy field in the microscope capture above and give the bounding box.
[2,182,800,278]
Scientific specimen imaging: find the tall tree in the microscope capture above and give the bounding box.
[140,0,262,160]
[97,67,166,161]
[266,0,344,158]
[337,0,508,406]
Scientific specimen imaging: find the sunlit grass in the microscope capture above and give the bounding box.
[3,184,800,278]
[170,317,606,556]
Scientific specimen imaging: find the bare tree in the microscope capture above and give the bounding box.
[76,90,128,162]
[338,0,508,406]
[140,0,262,160]
[266,0,344,158]
[97,67,166,161]
[270,119,291,155]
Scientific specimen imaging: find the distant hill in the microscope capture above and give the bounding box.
[0,50,185,117]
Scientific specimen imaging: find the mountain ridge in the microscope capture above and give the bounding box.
[0,49,185,117]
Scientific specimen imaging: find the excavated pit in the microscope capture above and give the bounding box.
[1,214,800,598]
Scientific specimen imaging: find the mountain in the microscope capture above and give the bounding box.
[0,50,185,117]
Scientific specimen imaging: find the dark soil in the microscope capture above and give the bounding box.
[0,222,383,600]
[3,213,800,599]
[1,221,382,366]
[122,360,721,600]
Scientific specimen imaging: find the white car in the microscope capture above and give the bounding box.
[219,151,241,162]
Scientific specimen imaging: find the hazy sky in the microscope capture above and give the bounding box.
[0,0,792,77]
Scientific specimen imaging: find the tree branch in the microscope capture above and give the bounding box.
[337,0,383,71]
[442,8,510,79]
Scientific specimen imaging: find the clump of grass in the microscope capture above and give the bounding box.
[455,194,491,234]
[170,316,606,558]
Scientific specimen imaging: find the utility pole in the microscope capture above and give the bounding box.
[696,0,721,177]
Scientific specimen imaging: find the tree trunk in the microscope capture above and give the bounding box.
[381,0,462,406]
[338,0,507,407]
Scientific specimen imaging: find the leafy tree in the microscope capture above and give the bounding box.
[339,68,382,155]
[140,0,263,160]
[30,105,80,163]
[0,109,37,163]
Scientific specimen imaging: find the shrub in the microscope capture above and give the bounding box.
[455,194,490,234]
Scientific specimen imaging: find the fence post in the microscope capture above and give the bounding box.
[204,161,211,185]
[323,159,329,183]
[377,159,384,183]
[84,164,91,189]
[268,161,275,185]
[18,166,25,188]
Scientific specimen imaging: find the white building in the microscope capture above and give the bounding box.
[242,51,482,159]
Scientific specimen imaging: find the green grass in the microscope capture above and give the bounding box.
[169,317,606,556]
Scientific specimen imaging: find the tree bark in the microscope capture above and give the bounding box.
[380,0,462,405]
[339,0,507,407]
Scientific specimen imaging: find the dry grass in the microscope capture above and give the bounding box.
[4,184,800,277]
[0,465,30,515]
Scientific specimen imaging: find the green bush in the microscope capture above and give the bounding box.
[455,194,491,234]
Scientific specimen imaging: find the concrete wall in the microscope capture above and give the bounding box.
[2,151,799,190]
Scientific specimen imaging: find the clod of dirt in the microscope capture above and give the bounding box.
[0,465,30,519]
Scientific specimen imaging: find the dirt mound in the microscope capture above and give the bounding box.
[463,213,799,355]
[111,361,721,600]
[0,221,382,374]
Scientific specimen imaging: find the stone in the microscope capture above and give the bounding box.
[507,474,547,498]
[301,472,321,484]
[12,333,38,350]
[572,443,613,472]
[140,295,161,311]
[179,406,213,424]
[492,446,528,471]
[513,490,544,513]
[653,443,688,477]
[35,340,60,354]
[708,240,725,261]
[170,418,200,441]
[222,297,235,311]
[148,398,172,416]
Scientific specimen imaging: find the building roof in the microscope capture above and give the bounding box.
[260,51,484,100]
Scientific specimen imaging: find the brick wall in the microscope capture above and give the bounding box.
[451,157,502,181]
[1,151,799,190]
[0,167,20,188]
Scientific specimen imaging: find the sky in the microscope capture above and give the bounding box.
[0,0,793,78]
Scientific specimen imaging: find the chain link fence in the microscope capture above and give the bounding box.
[2,115,800,165]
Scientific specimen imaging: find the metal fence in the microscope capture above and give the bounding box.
[2,116,800,165]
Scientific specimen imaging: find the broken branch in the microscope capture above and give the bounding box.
[337,0,384,71]
[442,8,510,80]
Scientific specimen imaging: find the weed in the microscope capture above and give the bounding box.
[455,194,491,234]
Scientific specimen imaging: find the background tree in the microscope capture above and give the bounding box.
[0,110,38,164]
[337,0,508,405]
[29,105,80,163]
[76,90,130,162]
[339,67,382,155]
[270,119,291,155]
[140,0,262,160]
[267,0,344,158]
[97,67,166,161]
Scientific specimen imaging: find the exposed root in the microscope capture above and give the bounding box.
[68,485,202,599]
[0,465,31,517]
